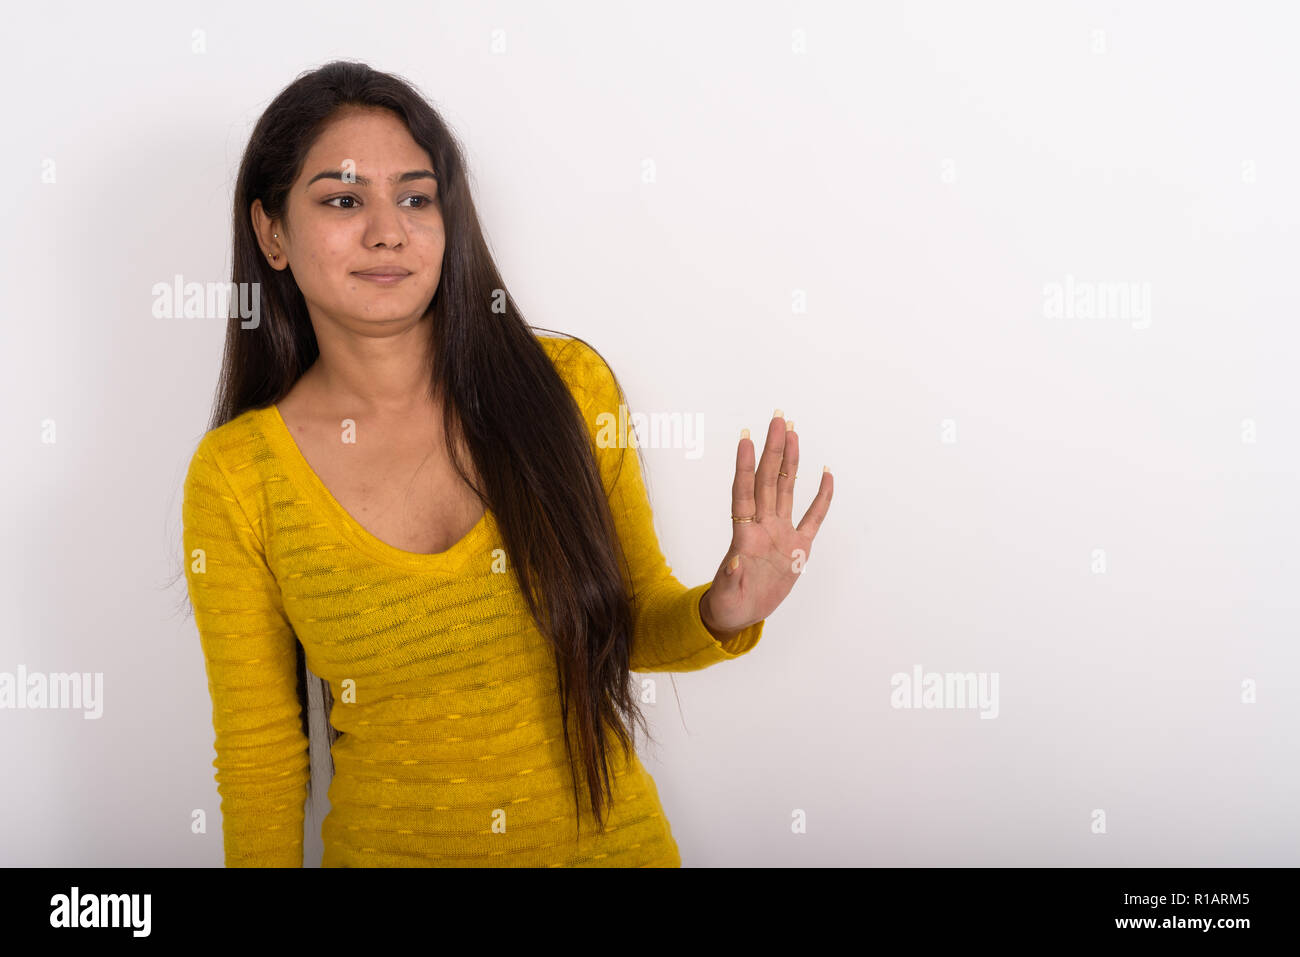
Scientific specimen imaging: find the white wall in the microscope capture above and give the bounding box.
[2,0,1296,866]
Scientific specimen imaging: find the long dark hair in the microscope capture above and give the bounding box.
[206,59,652,836]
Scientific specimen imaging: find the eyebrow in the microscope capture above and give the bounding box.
[306,169,438,187]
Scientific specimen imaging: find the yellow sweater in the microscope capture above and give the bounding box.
[182,334,764,867]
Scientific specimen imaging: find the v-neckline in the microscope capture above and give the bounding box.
[259,404,493,575]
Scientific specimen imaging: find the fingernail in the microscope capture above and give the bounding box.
[773,408,783,419]
[729,554,740,571]
[786,419,794,432]
[823,465,831,473]
[741,428,750,440]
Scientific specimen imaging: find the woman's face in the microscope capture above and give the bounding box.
[253,107,444,330]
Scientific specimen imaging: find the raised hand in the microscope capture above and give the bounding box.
[699,410,834,638]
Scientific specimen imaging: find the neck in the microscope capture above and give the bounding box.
[306,313,437,417]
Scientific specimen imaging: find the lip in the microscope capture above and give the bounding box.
[353,268,411,285]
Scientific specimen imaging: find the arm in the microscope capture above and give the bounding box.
[569,344,766,673]
[182,438,310,866]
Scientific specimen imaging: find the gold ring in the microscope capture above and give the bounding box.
[731,515,755,523]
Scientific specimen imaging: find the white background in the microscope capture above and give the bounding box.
[2,0,1297,865]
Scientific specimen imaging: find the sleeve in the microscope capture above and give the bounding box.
[568,343,766,673]
[182,437,311,867]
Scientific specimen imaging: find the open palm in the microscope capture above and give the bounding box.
[700,411,834,636]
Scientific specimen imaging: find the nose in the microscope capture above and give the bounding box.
[362,204,407,249]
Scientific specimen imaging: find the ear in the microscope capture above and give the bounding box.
[250,199,286,270]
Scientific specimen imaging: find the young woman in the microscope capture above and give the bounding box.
[182,59,833,867]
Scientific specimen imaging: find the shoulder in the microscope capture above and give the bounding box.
[183,408,277,532]
[187,408,269,475]
[534,333,624,415]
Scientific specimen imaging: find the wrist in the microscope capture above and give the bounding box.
[699,587,742,644]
